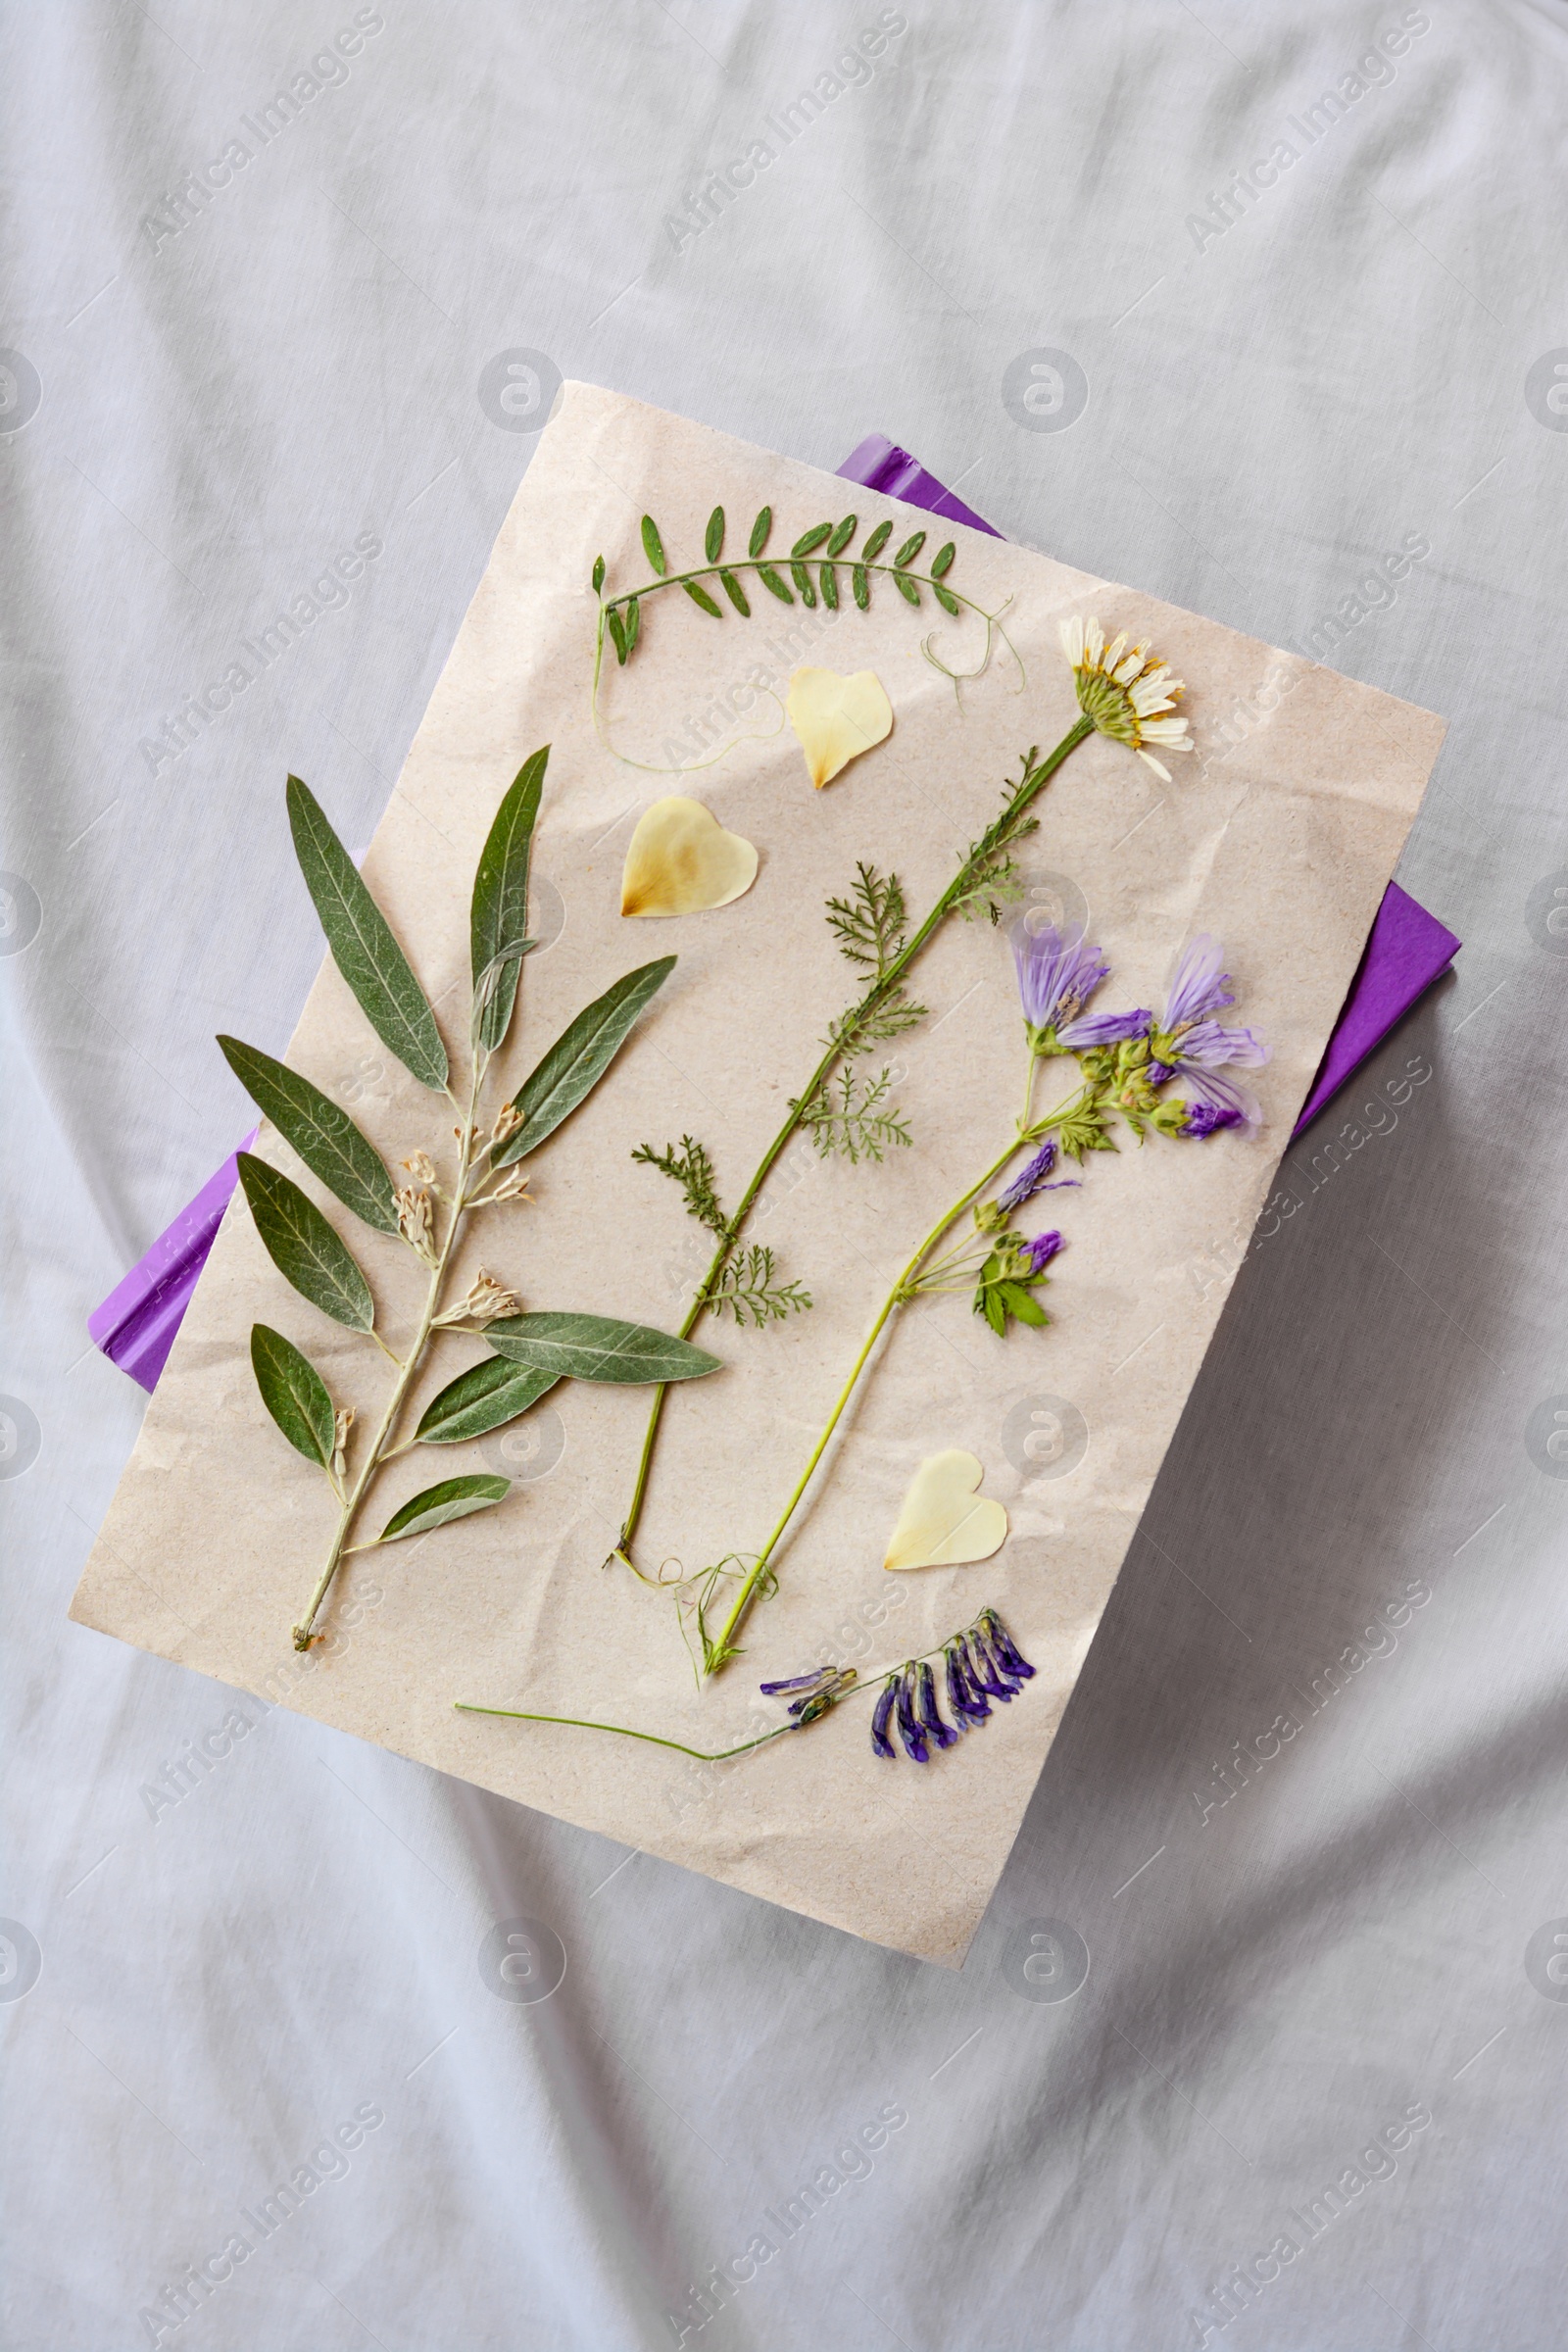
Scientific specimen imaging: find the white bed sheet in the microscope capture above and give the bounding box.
[6,3,1568,2344]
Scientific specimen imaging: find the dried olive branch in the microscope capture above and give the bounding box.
[221,756,720,1650]
[588,503,1023,771]
[611,716,1096,1575]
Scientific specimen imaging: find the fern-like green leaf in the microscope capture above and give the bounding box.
[862,519,893,562]
[705,506,724,563]
[826,514,858,556]
[749,506,771,557]
[641,515,667,575]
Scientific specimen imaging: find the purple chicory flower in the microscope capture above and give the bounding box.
[870,1673,899,1759]
[997,1137,1056,1212]
[1020,1229,1063,1278]
[915,1660,958,1750]
[1155,935,1269,1129]
[894,1665,930,1762]
[1011,920,1109,1031]
[1058,1005,1153,1049]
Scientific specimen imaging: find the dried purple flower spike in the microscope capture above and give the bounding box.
[870,1673,899,1758]
[894,1664,930,1762]
[1020,1229,1063,1278]
[997,1136,1057,1213]
[915,1659,958,1750]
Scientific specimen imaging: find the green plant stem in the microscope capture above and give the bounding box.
[451,1705,796,1763]
[703,1106,1039,1677]
[612,712,1095,1574]
[291,1065,482,1649]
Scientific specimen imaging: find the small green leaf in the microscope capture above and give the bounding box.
[607,608,627,663]
[683,579,724,618]
[624,596,641,656]
[487,1311,722,1385]
[982,1288,1007,1337]
[237,1152,375,1332]
[819,564,839,609]
[931,541,956,578]
[852,564,870,610]
[933,581,960,616]
[826,514,858,556]
[470,747,548,1054]
[893,531,926,566]
[591,555,606,595]
[862,519,893,562]
[416,1357,559,1445]
[218,1037,398,1234]
[790,561,817,607]
[493,956,676,1166]
[758,564,794,604]
[893,571,921,607]
[748,506,771,557]
[791,522,833,557]
[286,776,448,1093]
[641,515,667,575]
[250,1324,336,1467]
[718,568,751,615]
[705,506,724,563]
[377,1473,510,1544]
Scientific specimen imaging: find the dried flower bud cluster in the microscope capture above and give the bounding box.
[490,1102,523,1147]
[486,1166,533,1205]
[331,1407,355,1483]
[402,1151,437,1186]
[394,1185,437,1264]
[434,1269,520,1327]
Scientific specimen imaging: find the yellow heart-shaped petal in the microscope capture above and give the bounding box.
[786,665,894,788]
[883,1449,1009,1573]
[620,796,760,918]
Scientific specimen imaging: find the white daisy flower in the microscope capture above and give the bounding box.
[1059,614,1194,781]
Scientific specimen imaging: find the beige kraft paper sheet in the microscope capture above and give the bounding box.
[72,384,1446,1965]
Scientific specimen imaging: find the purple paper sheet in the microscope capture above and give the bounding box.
[88,1134,257,1391]
[89,435,1456,1391]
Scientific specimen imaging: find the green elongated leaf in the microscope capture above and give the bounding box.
[218,1037,398,1234]
[487,1311,722,1385]
[624,596,641,655]
[286,776,448,1092]
[791,521,833,557]
[683,579,723,618]
[826,514,858,556]
[237,1152,375,1331]
[416,1357,560,1445]
[931,541,956,578]
[790,561,817,607]
[852,564,870,610]
[493,956,676,1167]
[377,1473,510,1544]
[250,1324,336,1466]
[470,748,548,1054]
[718,568,751,615]
[862,518,893,562]
[748,506,771,557]
[933,581,960,616]
[893,530,927,566]
[705,506,724,563]
[607,608,628,663]
[893,571,921,607]
[758,564,794,604]
[641,515,667,575]
[819,564,839,610]
[591,555,606,594]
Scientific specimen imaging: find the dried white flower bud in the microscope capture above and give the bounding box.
[402,1151,437,1185]
[394,1186,438,1264]
[331,1407,355,1481]
[488,1166,533,1205]
[491,1102,523,1146]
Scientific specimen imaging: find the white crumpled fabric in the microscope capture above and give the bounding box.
[6,3,1565,2345]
